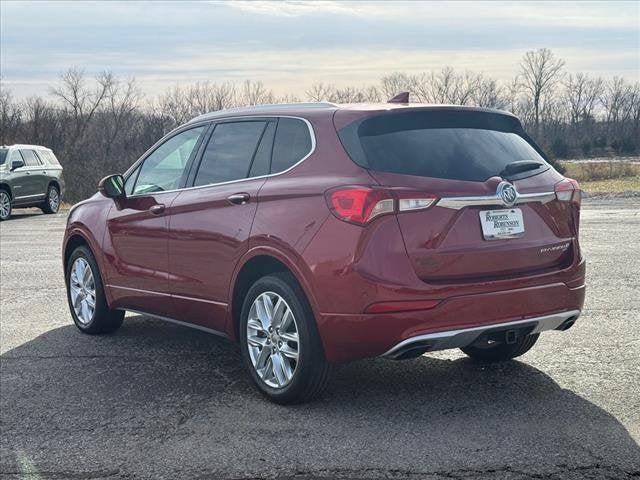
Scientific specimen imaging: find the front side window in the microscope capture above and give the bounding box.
[0,149,7,165]
[132,126,205,195]
[20,150,41,167]
[271,118,312,174]
[194,121,267,186]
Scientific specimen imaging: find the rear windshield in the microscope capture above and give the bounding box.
[0,149,7,165]
[338,110,549,182]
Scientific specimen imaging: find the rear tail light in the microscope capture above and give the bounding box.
[395,190,437,212]
[326,187,394,225]
[325,187,437,225]
[554,178,581,204]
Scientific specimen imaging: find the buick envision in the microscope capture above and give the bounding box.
[63,99,585,403]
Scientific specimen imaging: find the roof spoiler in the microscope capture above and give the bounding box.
[388,91,409,104]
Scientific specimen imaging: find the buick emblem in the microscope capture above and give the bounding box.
[497,181,518,207]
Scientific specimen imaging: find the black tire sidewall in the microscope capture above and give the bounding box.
[0,191,11,221]
[66,246,110,333]
[239,273,322,403]
[43,185,60,214]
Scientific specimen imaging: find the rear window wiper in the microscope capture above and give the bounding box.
[499,160,545,179]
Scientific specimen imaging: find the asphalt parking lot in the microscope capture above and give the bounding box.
[1,199,639,480]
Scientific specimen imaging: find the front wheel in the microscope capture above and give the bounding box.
[41,184,60,214]
[66,245,124,334]
[461,333,540,362]
[239,272,330,404]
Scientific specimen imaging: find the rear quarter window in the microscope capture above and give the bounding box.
[271,118,312,174]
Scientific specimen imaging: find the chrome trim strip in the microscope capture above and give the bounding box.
[382,309,580,359]
[14,193,46,200]
[108,285,228,307]
[172,293,227,307]
[125,115,317,199]
[107,285,170,296]
[437,191,556,210]
[123,309,229,339]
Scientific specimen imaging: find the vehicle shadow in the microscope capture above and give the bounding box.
[2,314,639,478]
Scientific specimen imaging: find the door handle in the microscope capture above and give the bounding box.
[227,193,250,205]
[42,171,47,174]
[25,171,31,175]
[149,204,166,215]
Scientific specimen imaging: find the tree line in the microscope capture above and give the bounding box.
[1,48,639,202]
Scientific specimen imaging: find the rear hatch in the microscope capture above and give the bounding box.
[336,108,580,283]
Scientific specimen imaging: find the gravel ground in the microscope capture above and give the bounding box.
[1,199,639,480]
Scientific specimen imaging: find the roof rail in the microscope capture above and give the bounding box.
[190,102,338,123]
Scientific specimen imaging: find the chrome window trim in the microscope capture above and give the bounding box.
[437,191,556,210]
[124,115,316,199]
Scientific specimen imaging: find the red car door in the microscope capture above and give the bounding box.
[102,125,207,317]
[167,119,275,332]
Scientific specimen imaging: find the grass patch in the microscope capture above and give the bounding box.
[580,176,640,194]
[560,161,640,182]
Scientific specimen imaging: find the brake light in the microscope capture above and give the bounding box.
[326,187,394,225]
[555,178,581,204]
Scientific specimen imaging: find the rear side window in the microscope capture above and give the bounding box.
[271,118,312,174]
[20,150,41,167]
[338,110,548,182]
[38,150,60,166]
[0,149,7,165]
[194,121,267,186]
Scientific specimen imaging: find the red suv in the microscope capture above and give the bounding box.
[63,100,585,403]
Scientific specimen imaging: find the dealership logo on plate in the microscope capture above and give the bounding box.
[497,181,518,207]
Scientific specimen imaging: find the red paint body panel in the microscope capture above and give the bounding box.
[63,104,586,364]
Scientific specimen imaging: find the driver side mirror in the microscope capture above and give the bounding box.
[98,174,125,199]
[10,159,24,171]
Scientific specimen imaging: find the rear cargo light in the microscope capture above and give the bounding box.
[554,178,581,204]
[326,187,395,225]
[365,299,441,314]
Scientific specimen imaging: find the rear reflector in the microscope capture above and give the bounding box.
[365,299,441,314]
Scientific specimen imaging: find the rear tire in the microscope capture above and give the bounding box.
[66,245,124,334]
[239,272,331,404]
[0,190,11,221]
[461,333,539,362]
[42,184,60,214]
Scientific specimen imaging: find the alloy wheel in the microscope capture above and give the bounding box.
[69,257,96,325]
[0,192,10,219]
[247,292,300,388]
[49,188,60,212]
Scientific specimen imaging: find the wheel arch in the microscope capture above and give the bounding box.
[0,182,13,199]
[227,248,319,341]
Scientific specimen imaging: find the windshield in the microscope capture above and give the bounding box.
[338,110,549,182]
[0,149,7,165]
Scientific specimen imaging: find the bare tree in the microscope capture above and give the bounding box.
[0,88,23,145]
[240,80,274,106]
[564,73,603,124]
[50,68,112,146]
[519,48,565,132]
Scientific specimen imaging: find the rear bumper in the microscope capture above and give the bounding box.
[316,282,585,362]
[382,309,580,359]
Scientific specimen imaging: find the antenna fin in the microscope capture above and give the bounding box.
[388,92,409,103]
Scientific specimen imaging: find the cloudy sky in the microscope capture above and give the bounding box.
[1,0,638,99]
